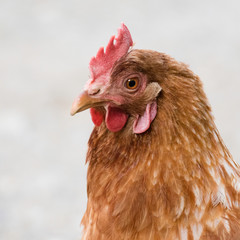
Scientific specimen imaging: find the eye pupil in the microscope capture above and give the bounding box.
[128,80,136,87]
[126,78,139,90]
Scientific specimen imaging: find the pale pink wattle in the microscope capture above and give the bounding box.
[133,101,157,134]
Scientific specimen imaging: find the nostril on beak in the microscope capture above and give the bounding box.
[89,88,100,96]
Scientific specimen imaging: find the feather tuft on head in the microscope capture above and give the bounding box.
[88,23,133,86]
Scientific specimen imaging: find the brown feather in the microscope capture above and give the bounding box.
[80,50,240,240]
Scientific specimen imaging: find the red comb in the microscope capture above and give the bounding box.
[88,23,133,85]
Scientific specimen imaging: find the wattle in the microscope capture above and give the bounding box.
[133,101,157,134]
[105,105,129,132]
[90,101,157,134]
[90,106,128,132]
[90,108,104,126]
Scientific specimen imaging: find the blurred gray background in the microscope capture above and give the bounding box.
[0,0,240,239]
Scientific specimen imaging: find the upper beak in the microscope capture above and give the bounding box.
[70,91,106,116]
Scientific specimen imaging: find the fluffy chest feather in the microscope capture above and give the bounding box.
[81,125,240,240]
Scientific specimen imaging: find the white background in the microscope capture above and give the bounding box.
[0,0,239,239]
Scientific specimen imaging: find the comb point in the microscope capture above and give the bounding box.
[106,35,115,54]
[96,47,105,59]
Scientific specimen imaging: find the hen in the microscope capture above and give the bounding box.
[71,24,240,240]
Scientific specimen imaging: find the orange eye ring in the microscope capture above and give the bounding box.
[125,78,139,90]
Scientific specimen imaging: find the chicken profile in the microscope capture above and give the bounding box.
[71,24,240,240]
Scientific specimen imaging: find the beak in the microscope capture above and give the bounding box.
[70,91,106,116]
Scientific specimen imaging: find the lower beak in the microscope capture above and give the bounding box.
[70,91,106,116]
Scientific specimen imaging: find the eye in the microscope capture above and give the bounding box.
[125,78,139,90]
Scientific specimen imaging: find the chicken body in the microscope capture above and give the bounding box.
[71,26,240,240]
